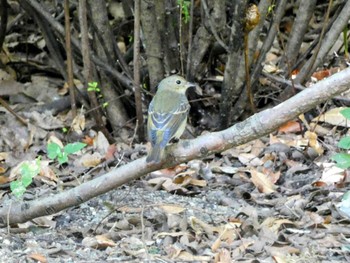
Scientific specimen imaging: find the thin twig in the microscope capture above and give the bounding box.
[64,0,77,117]
[295,0,333,84]
[244,33,256,112]
[133,0,145,141]
[0,97,28,126]
[178,0,184,75]
[186,0,194,79]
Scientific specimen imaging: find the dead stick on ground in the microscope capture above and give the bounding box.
[1,67,350,226]
[0,97,28,126]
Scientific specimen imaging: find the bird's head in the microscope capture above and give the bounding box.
[158,75,196,93]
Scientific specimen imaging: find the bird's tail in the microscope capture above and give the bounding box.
[146,146,164,163]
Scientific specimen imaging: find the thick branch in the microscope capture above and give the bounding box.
[140,0,165,92]
[219,0,248,128]
[1,67,350,226]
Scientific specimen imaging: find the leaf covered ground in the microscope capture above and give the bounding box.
[1,103,350,262]
[1,1,350,262]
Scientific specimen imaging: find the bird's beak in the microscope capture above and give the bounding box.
[186,81,202,95]
[186,82,196,89]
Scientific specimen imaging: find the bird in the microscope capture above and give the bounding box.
[146,75,195,163]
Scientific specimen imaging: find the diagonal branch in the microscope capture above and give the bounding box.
[1,67,350,226]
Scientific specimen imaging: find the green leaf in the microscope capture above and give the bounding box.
[22,173,33,187]
[57,152,69,164]
[88,81,98,90]
[340,108,350,120]
[64,142,86,154]
[88,82,101,92]
[20,160,40,179]
[338,136,350,149]
[47,142,62,159]
[10,181,26,198]
[332,153,350,169]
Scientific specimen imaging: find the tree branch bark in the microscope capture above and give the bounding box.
[219,0,248,128]
[140,0,165,92]
[1,67,350,226]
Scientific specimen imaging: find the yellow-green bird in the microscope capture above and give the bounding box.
[146,75,195,163]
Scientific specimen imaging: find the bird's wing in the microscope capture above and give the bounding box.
[148,99,189,146]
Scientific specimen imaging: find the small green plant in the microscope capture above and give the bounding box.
[332,108,350,168]
[87,81,100,92]
[10,158,41,198]
[47,142,86,165]
[87,81,105,103]
[178,0,191,24]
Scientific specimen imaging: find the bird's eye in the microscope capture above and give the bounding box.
[176,80,181,85]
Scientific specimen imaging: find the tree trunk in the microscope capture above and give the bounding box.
[89,0,128,131]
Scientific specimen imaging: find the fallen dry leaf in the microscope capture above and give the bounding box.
[231,239,255,258]
[82,135,94,146]
[27,253,47,263]
[71,111,85,135]
[174,251,212,261]
[158,204,186,214]
[270,134,308,149]
[79,152,103,167]
[189,216,217,235]
[214,249,232,263]
[315,107,350,127]
[312,69,331,81]
[94,131,110,155]
[39,160,58,183]
[261,217,296,235]
[304,131,324,155]
[319,163,345,185]
[212,222,240,251]
[0,175,10,184]
[105,144,117,160]
[278,120,302,133]
[250,169,276,193]
[238,153,263,166]
[82,234,116,249]
[0,152,8,161]
[149,164,188,178]
[262,167,281,184]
